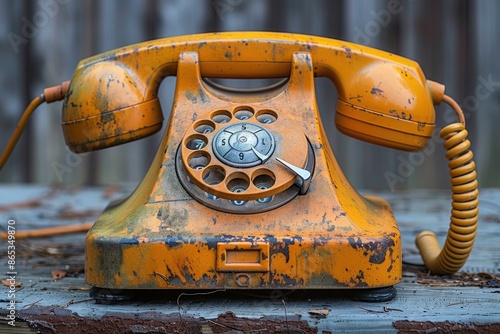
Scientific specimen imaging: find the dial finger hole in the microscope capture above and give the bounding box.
[188,151,211,170]
[256,109,278,124]
[252,170,276,188]
[234,107,254,120]
[211,109,232,124]
[185,134,208,150]
[252,171,276,204]
[226,172,250,193]
[202,166,226,185]
[194,120,216,134]
[226,173,250,206]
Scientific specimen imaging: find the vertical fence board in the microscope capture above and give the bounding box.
[0,2,25,183]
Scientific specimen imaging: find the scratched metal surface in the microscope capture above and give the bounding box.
[0,185,499,333]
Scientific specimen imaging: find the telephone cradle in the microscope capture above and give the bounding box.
[1,32,479,302]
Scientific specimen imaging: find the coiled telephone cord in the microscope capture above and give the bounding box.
[416,95,479,275]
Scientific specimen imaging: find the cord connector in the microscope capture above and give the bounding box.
[43,81,70,103]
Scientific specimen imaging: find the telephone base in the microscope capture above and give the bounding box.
[84,49,402,297]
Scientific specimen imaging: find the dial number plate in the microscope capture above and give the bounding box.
[213,123,275,168]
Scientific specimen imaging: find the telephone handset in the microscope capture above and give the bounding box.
[61,33,440,153]
[1,32,478,301]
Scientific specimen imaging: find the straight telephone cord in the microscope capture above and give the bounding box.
[0,81,69,172]
[0,95,45,171]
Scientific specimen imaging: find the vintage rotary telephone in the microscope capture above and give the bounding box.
[1,32,479,302]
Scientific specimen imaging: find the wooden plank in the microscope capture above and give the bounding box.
[0,185,499,332]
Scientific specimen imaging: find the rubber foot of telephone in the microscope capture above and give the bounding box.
[90,287,135,304]
[347,286,397,302]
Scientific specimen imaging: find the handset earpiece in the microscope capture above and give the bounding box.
[61,62,163,153]
[334,61,440,152]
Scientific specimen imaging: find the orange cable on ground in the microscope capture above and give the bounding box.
[0,222,93,239]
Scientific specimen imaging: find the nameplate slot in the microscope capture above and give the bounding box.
[216,242,270,272]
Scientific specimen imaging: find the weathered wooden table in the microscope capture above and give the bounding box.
[1,185,499,333]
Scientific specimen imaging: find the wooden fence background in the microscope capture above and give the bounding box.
[1,0,499,191]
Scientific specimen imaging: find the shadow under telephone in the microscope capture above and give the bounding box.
[1,32,479,302]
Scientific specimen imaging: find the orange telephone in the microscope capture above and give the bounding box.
[1,32,478,302]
